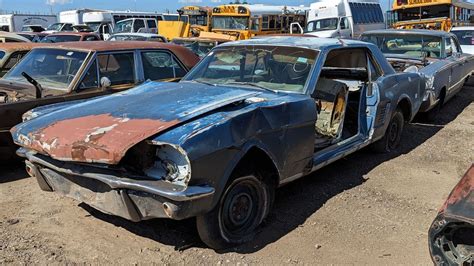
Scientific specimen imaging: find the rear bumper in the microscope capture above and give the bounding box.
[25,152,215,221]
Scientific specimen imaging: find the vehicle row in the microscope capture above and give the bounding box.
[0,31,472,257]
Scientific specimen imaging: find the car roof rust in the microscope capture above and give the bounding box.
[0,42,50,53]
[32,41,200,69]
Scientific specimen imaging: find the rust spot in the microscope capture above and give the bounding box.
[25,113,180,164]
[441,165,474,212]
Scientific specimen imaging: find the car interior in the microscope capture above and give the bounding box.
[312,48,370,150]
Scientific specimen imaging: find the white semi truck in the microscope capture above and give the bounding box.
[0,14,57,32]
[304,0,385,39]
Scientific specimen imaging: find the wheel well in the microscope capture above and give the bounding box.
[232,147,279,189]
[439,87,447,106]
[397,98,411,121]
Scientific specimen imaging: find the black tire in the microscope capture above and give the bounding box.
[372,108,404,153]
[196,174,273,250]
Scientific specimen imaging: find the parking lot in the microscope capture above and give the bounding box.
[0,84,472,264]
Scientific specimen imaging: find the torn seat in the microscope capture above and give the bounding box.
[313,78,349,148]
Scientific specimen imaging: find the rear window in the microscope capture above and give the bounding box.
[42,35,81,43]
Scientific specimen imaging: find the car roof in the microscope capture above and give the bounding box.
[219,36,371,50]
[112,33,163,37]
[0,31,32,42]
[0,42,49,52]
[47,32,97,36]
[363,29,451,38]
[451,26,474,31]
[172,37,230,43]
[32,41,200,69]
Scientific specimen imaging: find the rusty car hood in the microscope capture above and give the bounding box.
[11,81,261,164]
[440,164,474,223]
[0,79,65,103]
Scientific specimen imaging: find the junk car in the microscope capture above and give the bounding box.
[361,29,474,120]
[171,37,230,58]
[12,37,423,249]
[0,43,44,77]
[428,165,474,265]
[0,41,199,160]
[40,32,101,43]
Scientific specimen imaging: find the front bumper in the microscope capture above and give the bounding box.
[24,152,215,222]
[419,90,439,113]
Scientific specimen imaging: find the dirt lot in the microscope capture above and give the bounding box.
[0,85,473,264]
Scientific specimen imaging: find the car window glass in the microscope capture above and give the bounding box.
[450,37,459,53]
[141,51,186,80]
[3,52,26,70]
[98,53,135,86]
[368,56,381,81]
[147,20,157,29]
[85,36,98,41]
[79,60,99,90]
[134,20,145,32]
[445,38,453,57]
[63,24,73,31]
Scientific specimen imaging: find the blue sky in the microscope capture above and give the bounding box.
[0,0,393,14]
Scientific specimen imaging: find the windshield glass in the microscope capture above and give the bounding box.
[183,45,318,93]
[4,48,88,91]
[172,39,216,58]
[452,30,474,46]
[114,19,133,33]
[41,35,81,43]
[86,22,101,32]
[47,23,63,31]
[189,15,208,26]
[306,18,338,32]
[18,33,35,41]
[212,16,248,30]
[361,34,442,59]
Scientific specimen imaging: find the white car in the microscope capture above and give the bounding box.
[451,26,474,54]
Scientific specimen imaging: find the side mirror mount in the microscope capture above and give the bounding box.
[100,77,111,89]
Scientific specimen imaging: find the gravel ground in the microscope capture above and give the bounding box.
[0,85,473,264]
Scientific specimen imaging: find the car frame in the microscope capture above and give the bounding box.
[361,29,474,119]
[0,41,199,160]
[12,36,423,249]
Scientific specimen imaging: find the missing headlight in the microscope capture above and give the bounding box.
[144,141,191,186]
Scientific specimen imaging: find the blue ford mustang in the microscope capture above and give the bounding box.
[11,37,424,249]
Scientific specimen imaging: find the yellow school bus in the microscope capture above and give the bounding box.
[178,6,212,35]
[211,4,307,40]
[388,0,474,31]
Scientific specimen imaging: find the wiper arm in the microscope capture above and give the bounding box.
[223,82,275,93]
[21,72,42,99]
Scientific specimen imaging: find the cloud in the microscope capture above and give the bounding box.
[46,0,72,5]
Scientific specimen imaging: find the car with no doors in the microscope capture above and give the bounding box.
[0,41,199,160]
[12,37,423,249]
[361,29,474,120]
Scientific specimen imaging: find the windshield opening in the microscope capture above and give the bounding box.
[183,45,318,93]
[361,34,442,59]
[47,23,63,31]
[41,35,81,43]
[306,18,339,32]
[212,16,249,30]
[85,22,101,32]
[114,19,133,33]
[4,48,88,91]
[172,39,216,58]
[452,30,474,46]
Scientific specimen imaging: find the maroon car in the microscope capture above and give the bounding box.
[428,165,474,265]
